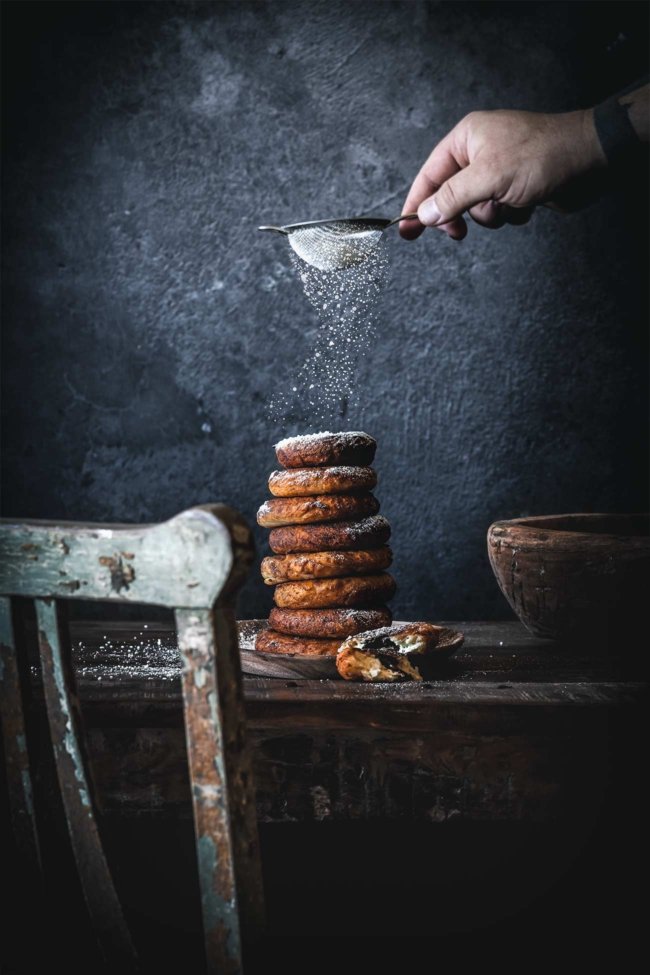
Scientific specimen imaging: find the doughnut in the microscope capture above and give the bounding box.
[261,546,393,584]
[255,628,340,657]
[275,431,376,469]
[336,623,444,682]
[273,573,396,609]
[269,515,391,554]
[257,493,379,528]
[269,607,392,638]
[269,466,377,498]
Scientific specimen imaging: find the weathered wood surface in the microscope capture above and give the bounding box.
[66,618,646,702]
[0,598,42,883]
[176,606,265,971]
[1,506,265,975]
[488,513,650,642]
[237,620,465,679]
[0,505,253,608]
[30,619,646,825]
[35,599,137,968]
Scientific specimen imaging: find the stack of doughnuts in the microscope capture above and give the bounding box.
[256,432,396,656]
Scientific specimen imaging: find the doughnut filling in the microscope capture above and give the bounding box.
[336,623,443,682]
[337,648,423,682]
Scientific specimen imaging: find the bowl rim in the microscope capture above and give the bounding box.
[488,512,650,545]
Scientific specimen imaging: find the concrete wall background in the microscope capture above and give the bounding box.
[2,1,648,621]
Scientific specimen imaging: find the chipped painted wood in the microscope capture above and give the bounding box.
[35,598,137,968]
[0,505,263,974]
[176,606,264,974]
[0,505,253,608]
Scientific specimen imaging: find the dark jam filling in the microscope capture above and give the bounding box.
[373,652,403,672]
[360,636,404,672]
[363,636,399,652]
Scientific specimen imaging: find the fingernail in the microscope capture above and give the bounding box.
[418,198,442,226]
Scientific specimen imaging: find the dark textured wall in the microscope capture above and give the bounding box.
[2,1,648,621]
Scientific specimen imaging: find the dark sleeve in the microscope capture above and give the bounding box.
[593,75,649,167]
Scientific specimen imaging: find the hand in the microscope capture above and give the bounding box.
[400,108,606,241]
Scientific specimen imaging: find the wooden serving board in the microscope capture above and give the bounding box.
[238,619,464,679]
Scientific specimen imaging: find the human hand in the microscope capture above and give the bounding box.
[400,108,606,241]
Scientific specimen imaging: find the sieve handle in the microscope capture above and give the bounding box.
[258,225,290,235]
[387,212,419,227]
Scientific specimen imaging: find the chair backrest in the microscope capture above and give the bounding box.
[0,504,264,974]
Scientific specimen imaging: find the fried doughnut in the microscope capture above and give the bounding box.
[275,431,376,469]
[261,546,393,584]
[269,607,392,638]
[255,628,340,657]
[269,515,391,554]
[336,623,444,682]
[273,573,396,609]
[268,466,377,497]
[257,492,379,528]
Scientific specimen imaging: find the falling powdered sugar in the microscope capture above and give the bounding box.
[268,238,389,424]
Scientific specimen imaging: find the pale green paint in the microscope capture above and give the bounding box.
[36,599,91,809]
[0,506,258,971]
[0,505,243,609]
[197,834,241,967]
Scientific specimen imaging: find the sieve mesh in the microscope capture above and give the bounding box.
[287,220,385,271]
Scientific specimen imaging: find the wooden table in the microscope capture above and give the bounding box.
[57,619,646,825]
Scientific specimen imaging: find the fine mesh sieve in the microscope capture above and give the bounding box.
[258,213,418,271]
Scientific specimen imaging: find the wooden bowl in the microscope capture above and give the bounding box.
[487,513,650,644]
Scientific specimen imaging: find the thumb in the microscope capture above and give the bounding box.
[418,163,499,225]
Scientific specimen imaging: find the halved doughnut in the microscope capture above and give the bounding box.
[273,573,396,609]
[261,546,393,584]
[257,492,378,528]
[268,466,377,497]
[255,628,340,657]
[269,515,391,554]
[336,623,444,682]
[269,606,392,638]
[275,431,376,469]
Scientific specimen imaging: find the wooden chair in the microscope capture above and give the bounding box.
[0,505,264,973]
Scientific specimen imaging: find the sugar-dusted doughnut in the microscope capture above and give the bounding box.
[275,431,376,469]
[269,515,391,554]
[257,492,379,528]
[269,606,392,638]
[336,623,444,682]
[261,546,393,584]
[273,573,396,609]
[255,628,340,657]
[268,466,377,498]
